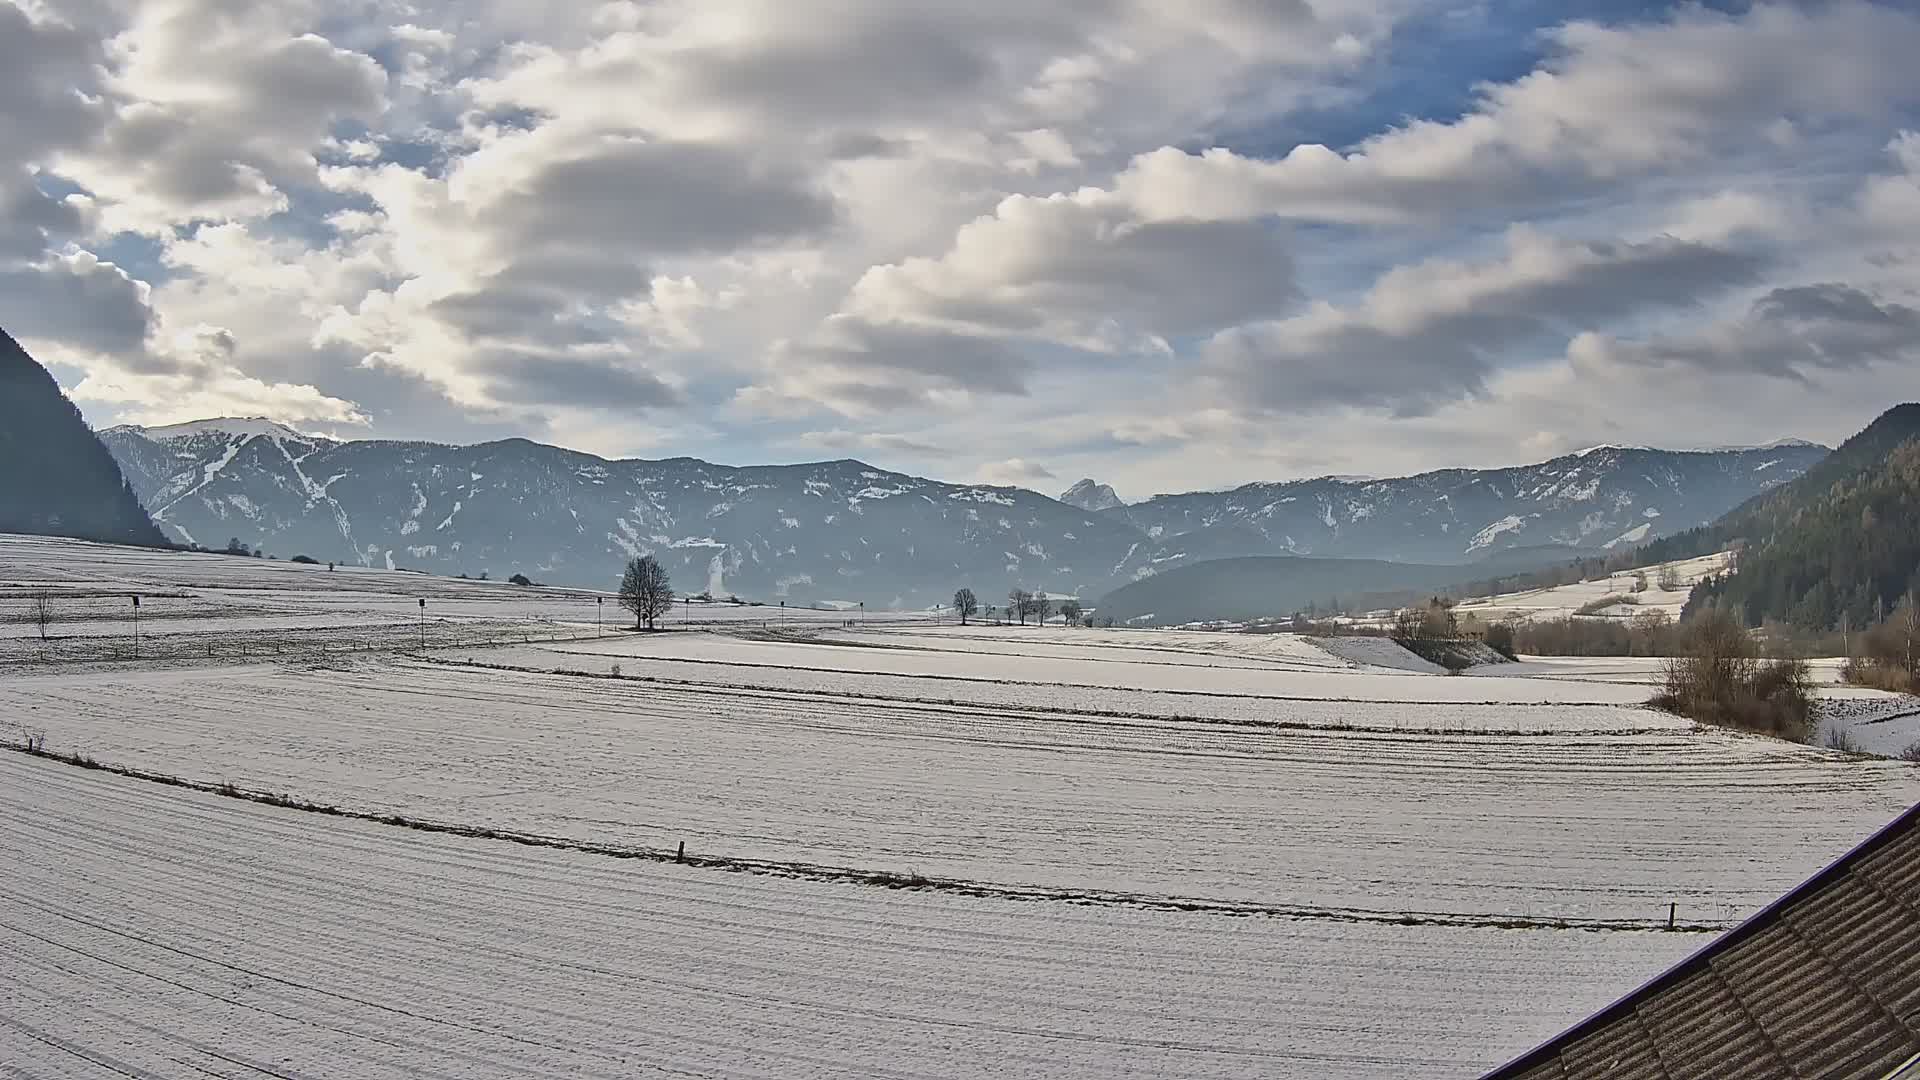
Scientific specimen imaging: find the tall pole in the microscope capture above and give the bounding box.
[418,598,426,650]
[131,594,140,660]
[597,595,603,637]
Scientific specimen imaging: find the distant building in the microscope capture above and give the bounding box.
[1483,802,1920,1080]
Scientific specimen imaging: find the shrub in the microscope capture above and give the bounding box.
[508,573,534,587]
[1654,610,1815,741]
[1484,622,1517,661]
[290,554,319,565]
[1840,656,1914,693]
[1825,726,1862,753]
[1900,741,1920,763]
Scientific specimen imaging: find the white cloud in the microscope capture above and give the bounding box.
[1108,2,1920,225]
[975,457,1057,489]
[1197,226,1768,416]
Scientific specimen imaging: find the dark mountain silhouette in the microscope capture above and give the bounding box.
[0,328,166,547]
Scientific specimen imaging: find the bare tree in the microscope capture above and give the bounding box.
[1656,565,1682,592]
[30,592,52,642]
[1059,599,1083,626]
[1030,593,1053,625]
[1008,588,1032,626]
[619,556,675,630]
[953,588,979,625]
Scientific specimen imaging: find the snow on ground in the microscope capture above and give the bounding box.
[1818,696,1920,757]
[1454,551,1734,624]
[1313,635,1448,673]
[0,533,937,662]
[474,644,1666,731]
[7,533,1920,1077]
[533,630,1654,704]
[12,656,1917,924]
[0,753,1702,1080]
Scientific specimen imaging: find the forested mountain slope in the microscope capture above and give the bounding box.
[0,329,165,547]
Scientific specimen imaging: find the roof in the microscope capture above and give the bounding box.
[1483,801,1920,1080]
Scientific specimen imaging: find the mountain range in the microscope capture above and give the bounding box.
[98,418,1828,607]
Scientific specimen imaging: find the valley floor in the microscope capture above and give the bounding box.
[4,533,1920,1077]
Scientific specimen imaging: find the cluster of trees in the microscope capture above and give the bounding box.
[1389,597,1458,642]
[1507,610,1681,657]
[1653,413,1920,633]
[950,587,1092,626]
[1683,438,1920,629]
[1654,609,1816,742]
[1842,593,1920,692]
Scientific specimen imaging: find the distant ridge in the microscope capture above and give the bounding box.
[0,328,167,548]
[100,418,1832,604]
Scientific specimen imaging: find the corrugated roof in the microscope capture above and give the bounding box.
[1484,801,1920,1080]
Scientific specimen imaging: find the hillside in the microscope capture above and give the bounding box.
[0,329,166,547]
[1675,405,1920,629]
[1093,548,1582,627]
[101,419,1826,606]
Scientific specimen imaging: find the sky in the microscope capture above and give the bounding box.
[6,0,1920,500]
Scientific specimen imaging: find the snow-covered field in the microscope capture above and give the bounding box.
[0,533,937,662]
[0,753,1704,1080]
[6,535,1920,1077]
[1454,551,1734,623]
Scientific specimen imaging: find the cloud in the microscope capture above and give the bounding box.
[1570,283,1920,381]
[1198,226,1768,416]
[469,349,684,410]
[52,324,369,427]
[1108,2,1920,226]
[0,250,156,357]
[846,189,1297,350]
[473,136,838,258]
[796,429,949,456]
[0,2,109,166]
[741,316,1035,417]
[975,457,1056,488]
[56,0,389,232]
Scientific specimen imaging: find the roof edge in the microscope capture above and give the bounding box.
[1481,799,1920,1079]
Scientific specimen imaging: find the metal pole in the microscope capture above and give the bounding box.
[597,596,603,637]
[131,595,140,659]
[418,598,426,649]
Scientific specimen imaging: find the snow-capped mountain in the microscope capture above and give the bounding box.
[1058,478,1124,513]
[100,420,1828,605]
[1111,443,1830,564]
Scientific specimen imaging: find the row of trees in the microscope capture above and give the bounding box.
[952,587,1089,626]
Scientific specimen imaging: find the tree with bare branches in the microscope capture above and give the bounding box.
[30,592,52,641]
[619,556,675,630]
[953,588,978,625]
[1030,593,1053,625]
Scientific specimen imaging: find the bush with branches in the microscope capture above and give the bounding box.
[1653,608,1815,741]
